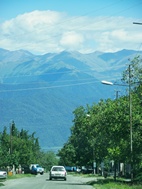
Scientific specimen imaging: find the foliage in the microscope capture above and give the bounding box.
[38,151,59,171]
[58,56,142,179]
[122,56,142,85]
[0,123,58,171]
[0,122,41,168]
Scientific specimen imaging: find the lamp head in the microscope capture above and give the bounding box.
[101,80,113,85]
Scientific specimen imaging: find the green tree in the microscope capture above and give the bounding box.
[0,123,44,168]
[0,126,10,166]
[39,151,59,171]
[58,56,142,180]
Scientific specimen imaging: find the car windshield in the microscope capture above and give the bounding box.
[52,167,64,171]
[36,165,41,168]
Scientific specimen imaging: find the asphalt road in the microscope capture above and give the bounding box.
[1,173,96,189]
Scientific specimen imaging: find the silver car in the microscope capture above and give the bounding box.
[49,166,67,181]
[0,170,7,179]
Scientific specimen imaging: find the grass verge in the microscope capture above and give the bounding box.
[0,174,35,187]
[87,177,142,189]
[7,173,35,179]
[70,172,142,189]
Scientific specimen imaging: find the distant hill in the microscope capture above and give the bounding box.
[0,48,141,151]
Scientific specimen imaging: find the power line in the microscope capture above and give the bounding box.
[0,80,101,93]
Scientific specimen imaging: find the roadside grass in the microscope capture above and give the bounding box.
[88,179,142,189]
[0,174,35,187]
[70,172,142,189]
[7,173,35,180]
[87,177,142,189]
[0,178,7,187]
[0,181,5,187]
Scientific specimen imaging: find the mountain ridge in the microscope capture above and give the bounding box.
[0,48,141,151]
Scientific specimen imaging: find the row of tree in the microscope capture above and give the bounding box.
[0,121,58,171]
[58,56,142,179]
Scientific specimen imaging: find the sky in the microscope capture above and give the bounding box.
[0,0,142,54]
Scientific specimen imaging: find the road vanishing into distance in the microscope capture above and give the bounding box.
[2,173,96,189]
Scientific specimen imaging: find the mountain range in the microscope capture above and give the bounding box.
[0,48,141,151]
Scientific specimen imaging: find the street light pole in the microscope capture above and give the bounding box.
[101,66,133,182]
[86,114,96,174]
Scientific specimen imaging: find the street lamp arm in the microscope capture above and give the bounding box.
[133,22,142,25]
[101,80,127,86]
[101,80,113,85]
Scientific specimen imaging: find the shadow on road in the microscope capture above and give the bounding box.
[46,178,90,185]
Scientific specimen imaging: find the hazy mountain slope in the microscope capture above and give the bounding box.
[0,48,141,151]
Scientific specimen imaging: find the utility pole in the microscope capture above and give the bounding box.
[115,90,120,99]
[101,64,134,183]
[114,90,120,181]
[129,21,142,182]
[128,65,133,183]
[10,123,12,155]
[10,121,15,155]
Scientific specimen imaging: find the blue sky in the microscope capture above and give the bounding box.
[0,0,142,20]
[0,0,142,54]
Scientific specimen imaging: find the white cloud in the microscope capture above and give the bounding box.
[0,10,141,54]
[60,31,84,50]
[111,29,127,40]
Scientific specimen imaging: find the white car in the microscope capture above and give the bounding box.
[49,166,67,180]
[0,170,7,179]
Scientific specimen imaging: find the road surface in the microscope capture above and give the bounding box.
[1,173,96,189]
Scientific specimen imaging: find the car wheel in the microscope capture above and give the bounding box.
[49,177,52,180]
[34,171,37,175]
[64,177,67,181]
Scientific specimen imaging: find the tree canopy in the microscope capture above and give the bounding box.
[0,122,58,170]
[58,56,142,178]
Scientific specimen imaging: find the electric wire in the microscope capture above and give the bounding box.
[0,80,103,93]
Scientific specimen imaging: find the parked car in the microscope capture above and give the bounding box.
[76,167,81,173]
[49,166,67,181]
[0,170,7,179]
[21,165,31,174]
[30,164,44,175]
